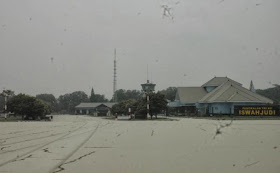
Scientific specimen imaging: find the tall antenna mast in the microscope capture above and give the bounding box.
[147,64,149,82]
[151,68,153,83]
[113,48,117,102]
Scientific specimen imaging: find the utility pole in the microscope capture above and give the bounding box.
[4,94,7,120]
[147,91,150,119]
[2,90,13,121]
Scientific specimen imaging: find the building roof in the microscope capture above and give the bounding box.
[174,77,273,105]
[176,87,207,104]
[199,81,273,104]
[201,77,242,87]
[75,102,116,109]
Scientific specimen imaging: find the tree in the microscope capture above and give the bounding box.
[58,91,89,114]
[0,97,4,112]
[159,87,177,101]
[89,88,95,102]
[112,99,138,115]
[112,92,167,119]
[256,87,280,104]
[149,92,168,114]
[89,88,108,102]
[94,94,108,102]
[135,92,168,119]
[36,94,58,112]
[7,94,51,120]
[112,89,142,102]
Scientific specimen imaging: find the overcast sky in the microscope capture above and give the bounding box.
[0,0,279,99]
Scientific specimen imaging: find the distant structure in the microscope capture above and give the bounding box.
[113,49,117,102]
[249,80,256,93]
[141,80,156,119]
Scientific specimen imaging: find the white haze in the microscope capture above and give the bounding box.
[0,0,279,99]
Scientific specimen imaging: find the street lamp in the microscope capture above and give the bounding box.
[141,80,156,119]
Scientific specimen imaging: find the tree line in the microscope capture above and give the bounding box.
[3,85,279,119]
[0,87,178,117]
[112,92,168,119]
[111,87,177,119]
[256,86,280,104]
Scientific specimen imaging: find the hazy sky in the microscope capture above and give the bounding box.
[0,0,279,99]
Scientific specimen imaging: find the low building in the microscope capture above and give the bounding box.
[169,77,273,116]
[75,102,116,116]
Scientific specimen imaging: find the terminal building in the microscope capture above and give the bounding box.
[168,77,273,115]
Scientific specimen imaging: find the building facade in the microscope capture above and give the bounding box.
[75,102,116,116]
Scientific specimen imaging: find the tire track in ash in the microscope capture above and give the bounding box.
[0,122,88,168]
[0,129,34,136]
[0,131,51,141]
[1,132,65,146]
[0,120,93,155]
[0,124,78,144]
[0,125,63,136]
[0,144,41,155]
[50,121,101,173]
[0,123,86,147]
